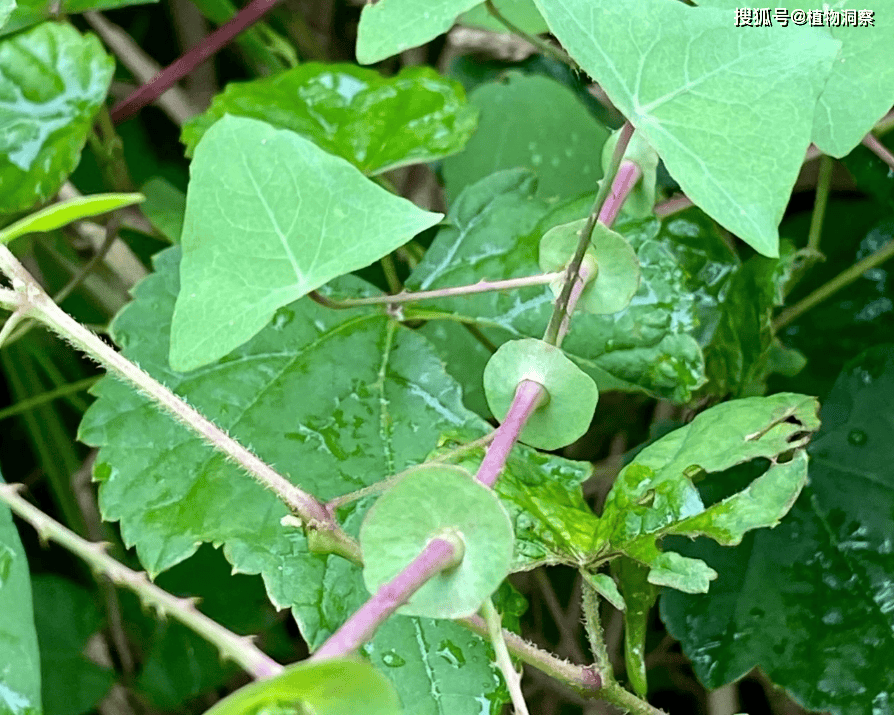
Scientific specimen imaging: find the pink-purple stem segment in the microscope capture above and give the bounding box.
[311,537,458,660]
[110,0,284,123]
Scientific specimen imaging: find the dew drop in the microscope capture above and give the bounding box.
[531,154,543,166]
[381,651,405,667]
[0,543,14,586]
[436,640,466,668]
[848,429,868,446]
[271,307,295,330]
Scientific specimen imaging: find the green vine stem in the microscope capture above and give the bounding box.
[0,483,284,680]
[862,132,894,172]
[484,0,577,69]
[773,236,894,330]
[309,272,563,310]
[0,375,99,422]
[807,155,833,254]
[543,121,635,348]
[481,598,530,715]
[0,246,361,565]
[581,578,612,675]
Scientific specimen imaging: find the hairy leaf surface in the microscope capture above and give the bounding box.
[0,23,114,213]
[169,116,442,371]
[534,0,840,255]
[661,347,894,714]
[181,64,478,175]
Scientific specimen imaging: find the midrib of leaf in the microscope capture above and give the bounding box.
[413,618,447,714]
[375,319,398,476]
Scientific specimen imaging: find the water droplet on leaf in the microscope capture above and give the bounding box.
[848,429,868,446]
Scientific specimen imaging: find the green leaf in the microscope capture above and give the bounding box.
[169,115,442,371]
[202,658,402,715]
[139,178,184,243]
[405,170,730,401]
[459,0,549,34]
[483,338,598,450]
[78,247,511,713]
[443,72,608,202]
[581,571,625,611]
[31,576,114,715]
[0,0,13,31]
[361,465,514,619]
[181,63,478,175]
[595,394,818,591]
[534,0,840,256]
[0,475,41,715]
[356,0,481,64]
[660,346,894,714]
[696,0,894,157]
[0,193,144,246]
[0,23,114,214]
[0,0,156,37]
[613,558,655,697]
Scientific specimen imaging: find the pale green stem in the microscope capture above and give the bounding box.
[482,599,530,715]
[581,579,612,676]
[807,155,833,254]
[484,0,576,69]
[0,246,361,565]
[0,483,283,680]
[0,376,99,421]
[774,237,894,330]
[312,272,563,309]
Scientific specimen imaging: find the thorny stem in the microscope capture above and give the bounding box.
[0,246,361,565]
[773,236,894,330]
[581,578,612,675]
[311,537,460,660]
[310,272,563,310]
[484,0,576,69]
[0,483,283,680]
[110,0,285,123]
[543,122,635,348]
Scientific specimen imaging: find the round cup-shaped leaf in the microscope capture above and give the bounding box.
[539,219,640,314]
[360,464,514,619]
[483,338,598,450]
[201,658,401,715]
[601,129,659,219]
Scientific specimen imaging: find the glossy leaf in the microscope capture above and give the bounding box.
[361,465,514,618]
[0,23,114,214]
[581,571,625,611]
[661,347,894,714]
[0,0,156,37]
[613,558,655,697]
[169,116,442,371]
[697,0,894,157]
[534,0,840,256]
[202,658,401,715]
[538,219,640,314]
[181,63,478,175]
[483,338,598,450]
[356,0,481,64]
[0,0,13,31]
[459,0,549,34]
[0,474,41,715]
[0,193,144,246]
[78,248,514,713]
[31,576,114,715]
[595,394,818,591]
[443,72,608,202]
[406,169,736,402]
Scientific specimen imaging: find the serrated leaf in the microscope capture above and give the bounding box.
[443,72,608,202]
[660,346,894,715]
[595,393,819,556]
[78,247,513,713]
[0,23,114,214]
[534,0,840,256]
[459,0,549,34]
[0,193,143,246]
[405,170,741,401]
[181,63,478,175]
[0,474,41,715]
[0,0,156,37]
[31,576,114,715]
[697,0,894,157]
[169,116,442,371]
[356,0,481,64]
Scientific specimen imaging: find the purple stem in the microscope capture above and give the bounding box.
[311,537,458,660]
[599,161,642,226]
[863,133,894,172]
[475,379,547,489]
[110,0,284,123]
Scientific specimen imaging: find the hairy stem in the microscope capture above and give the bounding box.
[310,272,563,309]
[110,0,285,123]
[543,122,635,348]
[581,579,612,675]
[773,237,894,330]
[311,537,460,660]
[0,483,283,680]
[0,246,361,564]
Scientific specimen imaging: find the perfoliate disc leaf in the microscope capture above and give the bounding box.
[601,129,659,219]
[539,219,641,314]
[360,465,514,619]
[201,658,402,715]
[483,338,598,450]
